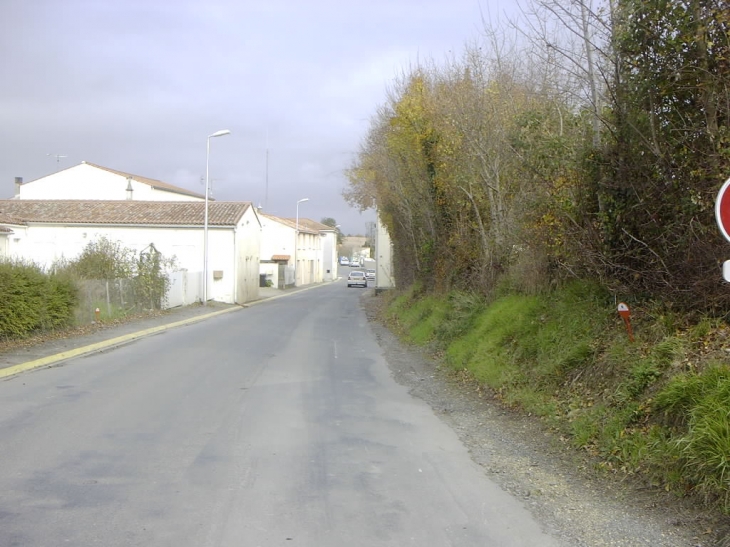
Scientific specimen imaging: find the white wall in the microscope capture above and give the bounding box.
[5,224,203,272]
[3,221,259,304]
[167,270,202,308]
[259,215,331,287]
[321,231,337,281]
[259,216,294,264]
[206,228,236,303]
[297,230,323,286]
[233,206,261,304]
[375,211,395,290]
[18,163,201,202]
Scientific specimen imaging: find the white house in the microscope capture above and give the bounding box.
[14,161,206,202]
[0,200,262,305]
[296,218,338,283]
[258,214,336,287]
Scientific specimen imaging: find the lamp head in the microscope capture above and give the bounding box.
[209,129,231,138]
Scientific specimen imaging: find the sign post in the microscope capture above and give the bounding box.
[715,176,730,281]
[617,302,634,342]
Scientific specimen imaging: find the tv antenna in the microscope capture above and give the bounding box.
[47,153,67,171]
[200,175,223,198]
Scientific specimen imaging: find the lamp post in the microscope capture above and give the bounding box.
[294,197,309,286]
[203,129,231,305]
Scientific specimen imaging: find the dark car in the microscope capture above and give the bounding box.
[347,270,367,288]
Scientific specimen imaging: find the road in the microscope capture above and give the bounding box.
[0,279,563,546]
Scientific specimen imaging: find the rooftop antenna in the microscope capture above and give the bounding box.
[47,153,67,171]
[200,176,222,198]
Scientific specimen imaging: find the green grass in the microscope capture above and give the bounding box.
[384,279,730,514]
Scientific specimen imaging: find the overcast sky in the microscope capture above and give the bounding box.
[1,0,517,235]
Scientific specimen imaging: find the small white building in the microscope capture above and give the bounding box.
[0,200,261,305]
[296,218,338,283]
[14,161,206,202]
[258,214,335,287]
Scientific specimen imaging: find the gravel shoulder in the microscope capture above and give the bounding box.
[362,291,729,547]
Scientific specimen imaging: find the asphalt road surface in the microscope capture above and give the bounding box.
[0,281,564,546]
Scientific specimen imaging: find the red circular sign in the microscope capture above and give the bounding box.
[716,176,730,242]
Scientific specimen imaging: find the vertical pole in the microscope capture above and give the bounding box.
[295,204,299,287]
[203,136,210,305]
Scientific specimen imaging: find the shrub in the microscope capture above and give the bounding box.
[0,260,77,338]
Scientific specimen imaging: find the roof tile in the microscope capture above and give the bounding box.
[0,200,251,227]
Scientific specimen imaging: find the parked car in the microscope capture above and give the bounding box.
[347,271,367,288]
[365,269,375,281]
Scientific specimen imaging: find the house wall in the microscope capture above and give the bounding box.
[321,231,337,281]
[206,228,235,303]
[233,206,261,304]
[259,262,279,288]
[297,230,322,286]
[259,216,294,264]
[259,215,331,287]
[18,163,201,202]
[4,223,248,304]
[375,211,395,290]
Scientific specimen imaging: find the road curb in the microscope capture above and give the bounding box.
[0,306,242,381]
[1,280,339,381]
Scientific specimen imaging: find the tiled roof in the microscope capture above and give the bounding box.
[84,162,207,199]
[0,200,252,227]
[261,213,320,234]
[271,254,291,261]
[294,218,336,232]
[0,211,26,226]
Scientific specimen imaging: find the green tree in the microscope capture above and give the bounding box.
[593,0,730,310]
[321,217,343,245]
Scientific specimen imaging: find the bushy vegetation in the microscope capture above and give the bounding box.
[381,282,730,513]
[0,237,175,339]
[345,0,730,313]
[0,260,78,338]
[59,236,176,316]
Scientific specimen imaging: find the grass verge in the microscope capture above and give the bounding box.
[380,280,730,514]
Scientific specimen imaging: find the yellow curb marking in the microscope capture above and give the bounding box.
[0,306,241,380]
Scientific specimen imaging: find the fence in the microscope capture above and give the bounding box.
[75,270,202,323]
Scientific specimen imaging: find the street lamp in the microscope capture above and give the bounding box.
[203,129,231,305]
[294,197,309,286]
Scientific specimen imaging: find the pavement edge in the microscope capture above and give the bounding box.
[0,306,242,380]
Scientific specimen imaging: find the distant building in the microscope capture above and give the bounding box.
[14,161,205,202]
[258,214,335,287]
[340,235,370,261]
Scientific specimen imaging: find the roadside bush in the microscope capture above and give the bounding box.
[0,260,77,338]
[653,365,730,510]
[57,237,175,317]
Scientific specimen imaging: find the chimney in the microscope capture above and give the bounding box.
[126,177,133,200]
[14,177,22,198]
